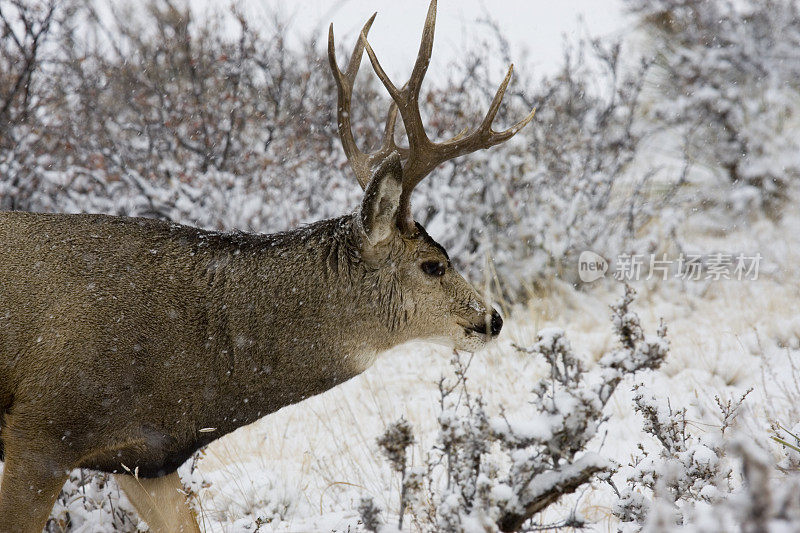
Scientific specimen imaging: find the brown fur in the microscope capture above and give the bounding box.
[114,472,201,533]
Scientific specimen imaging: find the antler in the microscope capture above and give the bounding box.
[328,16,407,190]
[361,0,536,234]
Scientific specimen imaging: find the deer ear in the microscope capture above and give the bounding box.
[359,152,403,246]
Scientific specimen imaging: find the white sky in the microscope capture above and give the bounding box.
[186,0,630,81]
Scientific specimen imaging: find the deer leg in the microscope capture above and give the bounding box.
[0,446,68,533]
[115,471,201,533]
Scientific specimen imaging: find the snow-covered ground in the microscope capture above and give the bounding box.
[184,200,800,531]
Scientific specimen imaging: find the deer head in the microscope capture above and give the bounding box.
[328,0,534,351]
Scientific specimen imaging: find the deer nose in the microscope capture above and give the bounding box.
[490,310,503,336]
[471,310,503,337]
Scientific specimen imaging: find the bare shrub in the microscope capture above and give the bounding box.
[0,0,59,210]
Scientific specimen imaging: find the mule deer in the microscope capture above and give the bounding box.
[0,1,533,531]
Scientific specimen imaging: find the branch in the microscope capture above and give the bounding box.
[498,454,612,532]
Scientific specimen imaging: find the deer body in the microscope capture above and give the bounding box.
[0,2,532,531]
[0,210,396,477]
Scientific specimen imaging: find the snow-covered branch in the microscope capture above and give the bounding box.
[364,285,669,532]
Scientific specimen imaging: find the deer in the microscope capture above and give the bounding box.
[0,1,534,531]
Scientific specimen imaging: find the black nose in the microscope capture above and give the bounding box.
[490,310,503,336]
[471,310,503,337]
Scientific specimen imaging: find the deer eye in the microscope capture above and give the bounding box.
[420,260,446,277]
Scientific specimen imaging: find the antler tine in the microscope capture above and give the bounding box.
[361,0,535,234]
[328,17,373,189]
[381,103,409,159]
[361,1,435,153]
[442,65,537,154]
[328,16,404,189]
[407,0,437,102]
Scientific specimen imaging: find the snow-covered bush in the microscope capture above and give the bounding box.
[206,466,299,528]
[613,386,800,531]
[0,0,369,222]
[362,285,669,531]
[626,0,800,213]
[641,439,800,532]
[44,472,140,533]
[359,418,424,533]
[612,389,751,528]
[701,439,800,533]
[0,1,51,137]
[0,0,56,142]
[0,0,61,210]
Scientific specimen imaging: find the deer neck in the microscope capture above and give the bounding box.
[202,214,399,428]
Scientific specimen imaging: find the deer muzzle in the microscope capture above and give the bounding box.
[467,309,503,338]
